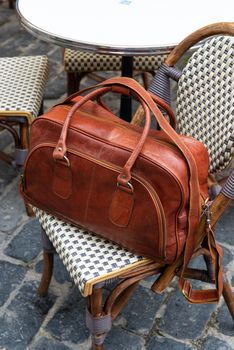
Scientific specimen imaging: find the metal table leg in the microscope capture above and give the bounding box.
[120,56,133,122]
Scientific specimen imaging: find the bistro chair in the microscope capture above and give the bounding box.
[33,23,234,349]
[0,55,48,167]
[63,49,170,95]
[132,21,234,278]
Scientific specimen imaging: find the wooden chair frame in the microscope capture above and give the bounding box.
[133,22,234,123]
[0,104,43,166]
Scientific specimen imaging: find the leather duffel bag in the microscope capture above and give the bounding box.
[20,77,209,267]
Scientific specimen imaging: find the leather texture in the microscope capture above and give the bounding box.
[21,77,209,264]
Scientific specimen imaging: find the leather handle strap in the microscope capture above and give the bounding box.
[55,81,177,128]
[53,86,110,159]
[53,85,152,188]
[53,81,175,187]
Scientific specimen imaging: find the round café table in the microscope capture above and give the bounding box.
[16,0,233,120]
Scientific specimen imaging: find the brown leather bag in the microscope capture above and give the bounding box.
[21,77,209,267]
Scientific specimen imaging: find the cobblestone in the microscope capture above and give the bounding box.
[4,219,42,262]
[0,261,26,306]
[0,282,55,350]
[0,4,233,350]
[146,338,193,350]
[159,290,216,340]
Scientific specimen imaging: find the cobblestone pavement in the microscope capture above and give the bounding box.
[0,4,234,350]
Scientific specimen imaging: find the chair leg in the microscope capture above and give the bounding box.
[92,343,103,350]
[0,150,12,164]
[11,118,30,166]
[8,0,15,9]
[141,71,154,89]
[201,233,234,320]
[222,274,234,321]
[0,121,20,165]
[67,72,86,95]
[86,265,160,349]
[19,120,29,149]
[38,101,44,116]
[86,283,139,349]
[37,227,55,297]
[87,287,108,350]
[0,118,29,167]
[37,251,54,297]
[202,238,215,280]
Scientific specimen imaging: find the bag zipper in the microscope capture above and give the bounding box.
[35,109,182,156]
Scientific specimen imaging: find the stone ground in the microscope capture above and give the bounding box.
[0,3,234,350]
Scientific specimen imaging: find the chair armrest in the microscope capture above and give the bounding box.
[221,170,234,200]
[148,64,181,105]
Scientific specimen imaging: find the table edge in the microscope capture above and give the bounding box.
[16,3,175,56]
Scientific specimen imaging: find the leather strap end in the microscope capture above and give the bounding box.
[53,142,67,160]
[179,278,220,304]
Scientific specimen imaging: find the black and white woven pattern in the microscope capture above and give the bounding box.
[176,36,234,173]
[0,55,48,117]
[33,207,146,296]
[64,49,169,73]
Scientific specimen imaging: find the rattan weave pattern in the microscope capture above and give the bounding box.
[176,36,234,173]
[64,49,169,73]
[33,207,145,296]
[0,55,48,117]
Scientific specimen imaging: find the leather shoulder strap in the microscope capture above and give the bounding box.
[98,77,201,275]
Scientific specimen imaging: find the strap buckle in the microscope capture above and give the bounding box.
[181,280,192,300]
[54,154,70,167]
[202,198,212,227]
[117,180,134,193]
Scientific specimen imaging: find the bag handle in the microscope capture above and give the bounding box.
[53,86,153,190]
[56,83,177,129]
[53,77,200,280]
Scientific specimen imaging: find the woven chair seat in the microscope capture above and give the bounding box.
[0,55,48,121]
[64,49,169,73]
[33,207,150,297]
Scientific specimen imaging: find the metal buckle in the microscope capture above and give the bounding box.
[117,181,134,192]
[182,280,192,299]
[55,154,70,167]
[202,198,212,226]
[62,155,70,167]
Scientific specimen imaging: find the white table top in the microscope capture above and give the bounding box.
[17,0,233,55]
